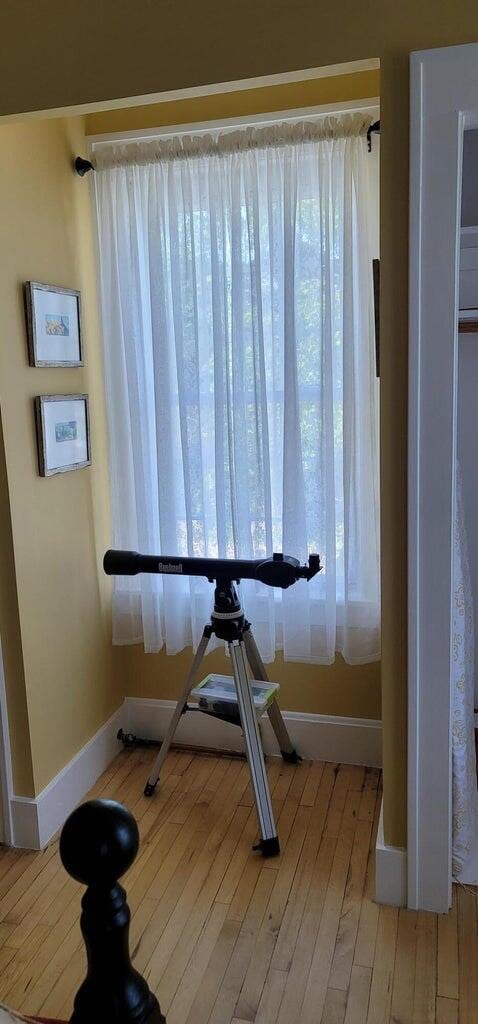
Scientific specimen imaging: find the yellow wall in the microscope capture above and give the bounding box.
[0,71,381,804]
[0,412,34,796]
[116,646,381,720]
[4,2,478,844]
[0,117,118,796]
[85,69,379,135]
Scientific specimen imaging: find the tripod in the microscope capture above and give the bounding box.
[104,547,321,857]
[143,578,300,857]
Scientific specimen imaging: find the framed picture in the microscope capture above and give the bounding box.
[34,394,91,476]
[24,282,83,367]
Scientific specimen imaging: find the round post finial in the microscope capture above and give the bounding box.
[60,798,139,887]
[60,799,166,1024]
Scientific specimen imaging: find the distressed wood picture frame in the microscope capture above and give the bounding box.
[34,394,91,476]
[24,282,83,367]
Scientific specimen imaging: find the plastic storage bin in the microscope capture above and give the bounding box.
[191,673,279,720]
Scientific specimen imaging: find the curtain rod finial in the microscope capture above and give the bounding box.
[366,120,380,152]
[75,156,95,177]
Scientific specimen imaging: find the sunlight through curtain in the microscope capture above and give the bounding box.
[94,115,380,663]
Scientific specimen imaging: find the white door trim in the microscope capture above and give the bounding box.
[0,637,14,846]
[408,42,478,913]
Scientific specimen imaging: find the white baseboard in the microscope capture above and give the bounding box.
[375,800,407,907]
[10,706,123,850]
[124,697,382,768]
[7,696,382,851]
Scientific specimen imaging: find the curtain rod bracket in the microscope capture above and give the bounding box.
[367,120,380,152]
[75,156,95,177]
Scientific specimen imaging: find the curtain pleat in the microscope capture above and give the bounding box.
[95,118,380,663]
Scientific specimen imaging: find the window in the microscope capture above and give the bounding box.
[94,113,380,664]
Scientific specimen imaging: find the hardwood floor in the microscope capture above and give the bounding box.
[0,748,474,1023]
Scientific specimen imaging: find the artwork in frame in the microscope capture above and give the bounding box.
[34,394,91,476]
[24,282,83,367]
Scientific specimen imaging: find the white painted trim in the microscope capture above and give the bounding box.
[87,98,380,145]
[0,638,14,846]
[408,42,478,914]
[407,47,423,917]
[375,801,407,907]
[461,225,478,246]
[0,59,380,124]
[124,697,382,768]
[6,696,381,850]
[10,706,123,849]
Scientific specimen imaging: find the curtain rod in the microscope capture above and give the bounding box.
[75,116,381,175]
[366,120,380,151]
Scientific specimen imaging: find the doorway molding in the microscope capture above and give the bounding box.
[0,638,14,846]
[408,42,478,913]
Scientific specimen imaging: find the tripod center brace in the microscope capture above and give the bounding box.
[104,549,321,857]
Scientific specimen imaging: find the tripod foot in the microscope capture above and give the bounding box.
[117,728,139,749]
[280,749,302,764]
[253,836,280,858]
[144,782,157,797]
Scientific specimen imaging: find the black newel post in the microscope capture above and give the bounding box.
[60,799,166,1024]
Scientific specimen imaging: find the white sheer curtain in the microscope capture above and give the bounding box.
[94,115,380,663]
[452,461,478,877]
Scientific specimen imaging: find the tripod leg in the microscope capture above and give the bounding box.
[144,630,210,796]
[242,627,301,764]
[229,640,279,857]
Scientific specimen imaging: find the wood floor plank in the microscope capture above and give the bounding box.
[254,968,288,1024]
[437,889,459,1000]
[276,832,336,1024]
[265,761,314,858]
[137,762,250,982]
[0,924,51,1004]
[215,761,285,910]
[184,918,241,1024]
[365,906,398,1024]
[321,987,347,1024]
[389,908,417,1024]
[296,793,360,1024]
[166,902,229,1023]
[436,994,459,1024]
[207,868,277,1024]
[0,851,40,909]
[234,804,313,1021]
[353,790,380,970]
[343,965,372,1024]
[300,760,325,807]
[272,762,336,974]
[39,948,84,1020]
[328,817,372,991]
[154,805,252,1007]
[133,829,210,975]
[412,911,437,1024]
[1,750,476,1024]
[457,883,478,1024]
[357,770,379,823]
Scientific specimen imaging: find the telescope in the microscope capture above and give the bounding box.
[105,546,321,857]
[104,549,321,588]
